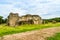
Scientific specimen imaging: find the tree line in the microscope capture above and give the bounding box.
[0,16,60,24]
[0,16,7,24]
[43,17,60,24]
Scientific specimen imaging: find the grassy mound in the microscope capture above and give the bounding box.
[0,23,60,36]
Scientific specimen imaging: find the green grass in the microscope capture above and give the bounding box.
[47,33,60,40]
[0,23,60,36]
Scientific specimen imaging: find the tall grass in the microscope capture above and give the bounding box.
[0,23,60,36]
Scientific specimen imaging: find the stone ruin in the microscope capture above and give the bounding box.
[7,12,42,26]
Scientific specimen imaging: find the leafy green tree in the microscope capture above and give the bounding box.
[0,16,3,24]
[0,16,7,24]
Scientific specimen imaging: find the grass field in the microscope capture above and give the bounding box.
[0,23,60,36]
[47,33,60,40]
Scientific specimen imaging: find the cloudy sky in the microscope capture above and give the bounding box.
[0,0,60,19]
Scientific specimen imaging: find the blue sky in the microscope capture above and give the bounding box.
[0,0,60,19]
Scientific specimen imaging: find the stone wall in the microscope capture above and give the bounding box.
[7,13,42,26]
[7,13,19,26]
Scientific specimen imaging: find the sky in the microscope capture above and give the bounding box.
[0,0,60,19]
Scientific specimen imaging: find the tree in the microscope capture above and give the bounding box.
[0,16,7,24]
[0,16,3,24]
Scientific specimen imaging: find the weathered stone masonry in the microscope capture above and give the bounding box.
[7,12,42,26]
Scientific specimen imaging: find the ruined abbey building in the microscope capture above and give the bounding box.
[7,12,42,26]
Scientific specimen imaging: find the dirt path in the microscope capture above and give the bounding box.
[0,27,60,40]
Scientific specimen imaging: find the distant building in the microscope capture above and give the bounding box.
[7,12,42,26]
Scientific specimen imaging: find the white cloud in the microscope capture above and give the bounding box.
[0,0,60,19]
